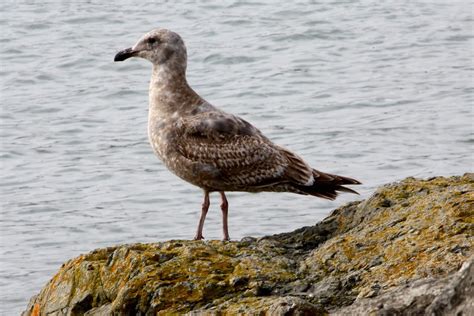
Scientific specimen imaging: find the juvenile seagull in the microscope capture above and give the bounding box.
[114,29,360,241]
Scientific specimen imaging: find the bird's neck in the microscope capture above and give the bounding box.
[149,65,200,116]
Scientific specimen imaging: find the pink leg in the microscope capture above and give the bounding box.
[194,191,210,240]
[220,192,230,241]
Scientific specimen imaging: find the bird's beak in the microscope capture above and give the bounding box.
[114,47,138,62]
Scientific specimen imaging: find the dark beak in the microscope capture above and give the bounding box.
[114,47,137,62]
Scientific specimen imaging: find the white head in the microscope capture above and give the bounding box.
[114,29,187,74]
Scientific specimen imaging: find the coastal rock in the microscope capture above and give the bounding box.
[23,174,473,315]
[333,257,473,315]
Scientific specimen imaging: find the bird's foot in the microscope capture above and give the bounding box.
[222,236,230,242]
[193,234,204,240]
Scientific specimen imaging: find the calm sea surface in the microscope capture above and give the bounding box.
[1,0,473,314]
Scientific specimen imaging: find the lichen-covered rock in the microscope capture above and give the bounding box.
[333,256,474,315]
[23,174,473,315]
[24,241,301,315]
[298,174,474,306]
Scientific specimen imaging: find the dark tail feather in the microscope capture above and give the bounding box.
[293,170,361,200]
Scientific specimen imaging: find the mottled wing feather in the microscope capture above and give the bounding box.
[278,147,315,185]
[178,135,286,188]
[175,112,313,190]
[182,112,263,139]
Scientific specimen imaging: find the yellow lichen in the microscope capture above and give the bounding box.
[22,175,473,315]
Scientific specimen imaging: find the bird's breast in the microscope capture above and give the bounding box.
[147,117,174,160]
[147,116,222,190]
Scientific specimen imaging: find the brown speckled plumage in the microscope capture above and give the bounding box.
[114,28,360,241]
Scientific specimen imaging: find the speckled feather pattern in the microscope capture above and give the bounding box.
[118,29,360,201]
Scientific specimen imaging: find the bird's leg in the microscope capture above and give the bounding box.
[194,191,210,240]
[220,191,230,241]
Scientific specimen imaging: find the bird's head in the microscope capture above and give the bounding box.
[114,29,187,70]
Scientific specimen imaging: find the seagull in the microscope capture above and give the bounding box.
[114,29,360,241]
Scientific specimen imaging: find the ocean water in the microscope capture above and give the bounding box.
[1,0,472,314]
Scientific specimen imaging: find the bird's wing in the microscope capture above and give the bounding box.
[179,111,264,139]
[175,112,314,189]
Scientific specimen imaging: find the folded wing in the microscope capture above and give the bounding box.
[175,112,312,189]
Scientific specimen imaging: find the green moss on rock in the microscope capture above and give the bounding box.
[23,174,473,315]
[303,174,473,302]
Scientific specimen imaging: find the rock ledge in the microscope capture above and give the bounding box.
[23,174,473,315]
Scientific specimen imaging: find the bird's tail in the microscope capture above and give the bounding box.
[293,170,361,200]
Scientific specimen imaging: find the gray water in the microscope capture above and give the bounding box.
[1,0,473,314]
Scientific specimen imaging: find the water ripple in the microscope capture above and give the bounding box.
[1,1,473,314]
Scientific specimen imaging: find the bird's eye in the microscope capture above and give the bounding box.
[147,38,157,45]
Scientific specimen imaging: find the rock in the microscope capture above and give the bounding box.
[425,257,474,315]
[333,257,474,316]
[22,174,474,315]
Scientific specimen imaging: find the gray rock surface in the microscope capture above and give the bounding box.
[333,256,473,315]
[23,175,473,315]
